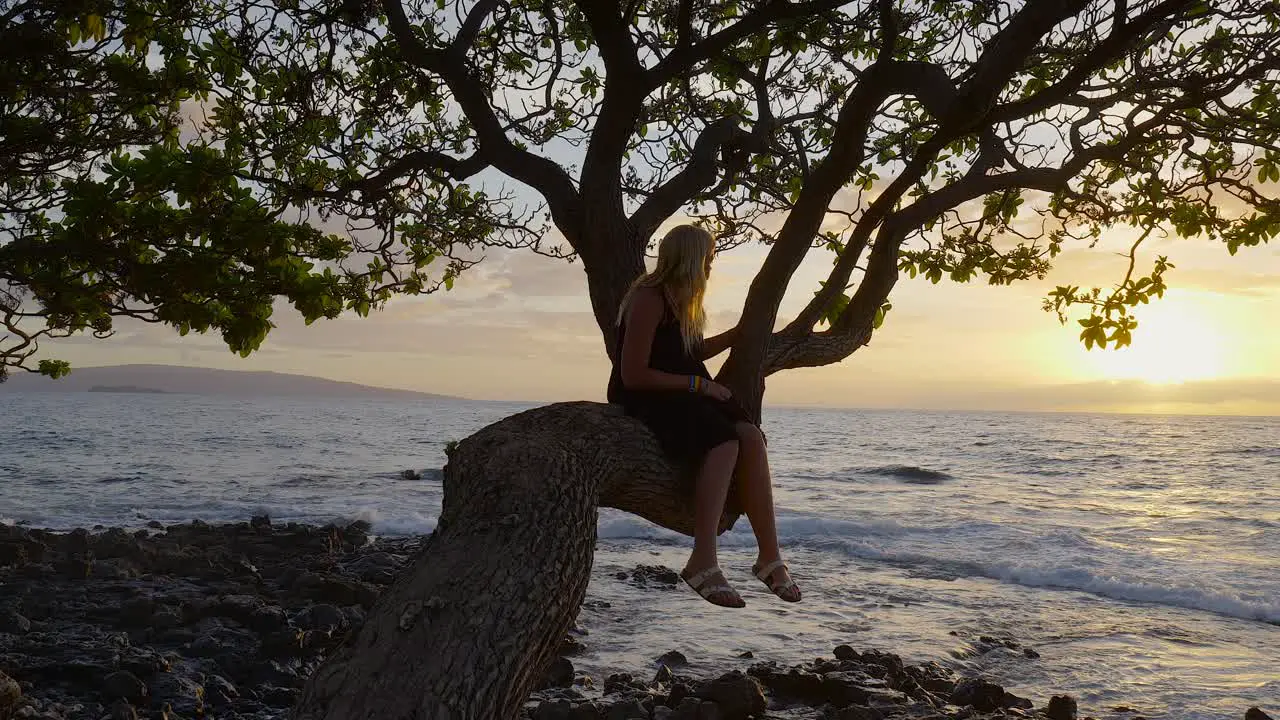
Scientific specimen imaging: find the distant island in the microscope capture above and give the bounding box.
[87,385,171,394]
[1,364,463,401]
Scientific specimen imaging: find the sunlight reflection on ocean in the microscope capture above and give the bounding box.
[3,393,1277,718]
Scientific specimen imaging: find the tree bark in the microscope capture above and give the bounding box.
[293,402,741,720]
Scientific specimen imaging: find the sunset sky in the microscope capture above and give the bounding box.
[40,212,1280,415]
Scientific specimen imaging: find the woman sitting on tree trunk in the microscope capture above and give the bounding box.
[607,224,801,608]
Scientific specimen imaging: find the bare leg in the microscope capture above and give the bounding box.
[681,439,743,607]
[735,422,800,601]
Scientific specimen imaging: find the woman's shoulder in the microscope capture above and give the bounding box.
[622,285,672,328]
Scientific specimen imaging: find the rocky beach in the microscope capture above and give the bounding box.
[0,520,1271,720]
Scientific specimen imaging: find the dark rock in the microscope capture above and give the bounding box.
[101,671,147,702]
[109,699,139,720]
[250,515,272,531]
[249,660,303,688]
[118,597,155,627]
[341,605,366,631]
[249,604,289,634]
[654,665,674,685]
[534,699,572,720]
[834,644,856,661]
[1046,694,1079,720]
[259,629,305,659]
[1245,709,1273,720]
[151,605,183,630]
[204,674,238,704]
[951,677,1008,711]
[820,671,895,708]
[736,651,753,659]
[605,698,648,720]
[1003,689,1034,709]
[256,684,300,708]
[559,634,586,656]
[0,671,20,718]
[1024,647,1041,659]
[290,571,379,608]
[658,650,688,667]
[542,657,575,689]
[300,603,346,632]
[400,469,422,480]
[0,609,31,634]
[831,708,884,720]
[118,647,170,677]
[604,673,642,696]
[692,671,765,720]
[629,565,680,587]
[146,520,163,529]
[344,552,402,584]
[746,663,825,700]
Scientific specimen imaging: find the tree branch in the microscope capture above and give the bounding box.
[629,116,747,238]
[645,0,849,91]
[382,0,581,231]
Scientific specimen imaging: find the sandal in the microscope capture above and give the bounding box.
[681,565,746,608]
[752,559,801,602]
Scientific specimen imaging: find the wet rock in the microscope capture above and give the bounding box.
[1245,709,1273,720]
[100,671,147,702]
[1023,647,1041,659]
[654,665,675,685]
[834,644,856,661]
[747,663,825,700]
[736,651,753,659]
[400,469,422,480]
[628,565,680,588]
[692,672,765,720]
[951,678,1008,711]
[1046,695,1079,720]
[250,515,272,531]
[604,673,644,696]
[541,658,575,689]
[558,635,586,656]
[658,650,688,667]
[0,671,20,718]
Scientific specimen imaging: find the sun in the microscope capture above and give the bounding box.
[1081,293,1229,384]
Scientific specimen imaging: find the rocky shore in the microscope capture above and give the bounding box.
[0,520,1272,720]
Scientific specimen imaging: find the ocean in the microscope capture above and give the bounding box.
[2,392,1276,718]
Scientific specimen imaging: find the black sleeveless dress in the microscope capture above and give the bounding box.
[607,300,752,467]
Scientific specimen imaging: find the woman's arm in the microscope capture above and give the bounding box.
[699,325,739,360]
[620,288,701,392]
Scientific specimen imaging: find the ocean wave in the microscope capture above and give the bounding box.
[978,561,1280,626]
[823,537,1280,626]
[860,465,954,484]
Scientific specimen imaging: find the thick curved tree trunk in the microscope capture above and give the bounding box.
[293,402,742,720]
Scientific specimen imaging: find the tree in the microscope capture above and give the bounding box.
[5,0,1279,716]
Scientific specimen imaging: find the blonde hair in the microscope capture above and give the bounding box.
[617,224,715,355]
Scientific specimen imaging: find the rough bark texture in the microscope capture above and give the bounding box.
[293,402,741,720]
